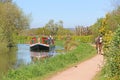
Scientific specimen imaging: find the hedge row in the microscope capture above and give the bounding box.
[16,35,93,44]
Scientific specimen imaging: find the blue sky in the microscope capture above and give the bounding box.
[13,0,114,28]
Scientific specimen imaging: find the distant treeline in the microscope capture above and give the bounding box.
[16,35,93,44]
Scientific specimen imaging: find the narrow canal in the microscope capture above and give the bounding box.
[0,44,63,78]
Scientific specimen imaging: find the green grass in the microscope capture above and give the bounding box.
[93,67,106,80]
[55,40,64,47]
[3,42,96,80]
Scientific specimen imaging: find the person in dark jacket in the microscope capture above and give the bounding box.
[95,35,103,54]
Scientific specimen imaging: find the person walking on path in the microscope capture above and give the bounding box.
[95,35,103,55]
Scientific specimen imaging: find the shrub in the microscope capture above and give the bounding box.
[72,36,93,43]
[103,27,120,80]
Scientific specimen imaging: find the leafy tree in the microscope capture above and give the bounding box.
[89,18,103,42]
[44,20,66,35]
[106,7,120,31]
[36,27,50,36]
[90,18,103,36]
[104,26,120,80]
[44,19,58,35]
[0,2,30,47]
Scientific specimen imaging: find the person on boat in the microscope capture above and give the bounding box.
[42,36,48,44]
[47,35,54,45]
[30,37,37,44]
[37,37,41,43]
[48,35,55,55]
[30,37,34,44]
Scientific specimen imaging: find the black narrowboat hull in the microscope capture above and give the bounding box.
[30,43,49,52]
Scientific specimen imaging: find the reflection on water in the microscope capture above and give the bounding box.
[16,44,57,65]
[0,46,17,79]
[15,44,32,68]
[16,44,61,66]
[0,44,63,78]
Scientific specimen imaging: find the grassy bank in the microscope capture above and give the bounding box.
[93,67,106,80]
[3,43,96,80]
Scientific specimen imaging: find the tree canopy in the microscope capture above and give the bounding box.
[0,1,30,46]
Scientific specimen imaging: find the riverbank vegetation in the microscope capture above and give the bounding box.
[92,2,120,80]
[3,42,96,80]
[0,0,30,47]
[1,0,120,80]
[93,26,120,80]
[0,0,30,79]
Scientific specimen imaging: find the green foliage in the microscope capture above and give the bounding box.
[44,20,60,35]
[103,31,113,52]
[92,5,120,80]
[36,27,50,35]
[43,20,73,36]
[90,6,120,40]
[72,36,93,43]
[16,36,32,44]
[90,18,103,37]
[96,27,120,80]
[0,43,17,79]
[64,40,79,51]
[104,27,120,80]
[54,35,92,43]
[3,43,96,80]
[54,35,66,40]
[20,20,73,36]
[93,6,120,80]
[55,40,64,47]
[0,2,30,46]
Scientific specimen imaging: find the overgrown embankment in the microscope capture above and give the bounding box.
[93,27,120,80]
[3,42,96,80]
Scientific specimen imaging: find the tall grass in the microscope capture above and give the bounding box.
[3,43,96,80]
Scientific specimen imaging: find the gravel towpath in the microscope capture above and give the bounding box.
[48,54,104,80]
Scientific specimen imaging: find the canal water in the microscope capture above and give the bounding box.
[14,44,32,68]
[0,44,63,79]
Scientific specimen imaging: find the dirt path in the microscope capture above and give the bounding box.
[47,54,104,80]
